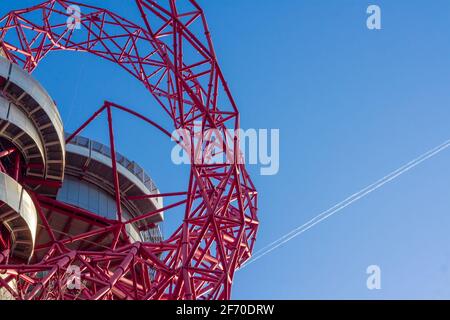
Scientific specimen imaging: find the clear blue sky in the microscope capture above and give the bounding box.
[3,0,450,299]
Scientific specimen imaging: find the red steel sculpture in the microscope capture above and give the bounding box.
[0,0,258,300]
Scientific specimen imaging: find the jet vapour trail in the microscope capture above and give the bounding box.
[250,138,450,257]
[240,138,450,270]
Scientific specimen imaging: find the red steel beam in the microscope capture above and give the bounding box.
[0,0,259,301]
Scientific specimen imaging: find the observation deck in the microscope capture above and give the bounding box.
[0,57,65,197]
[0,172,37,261]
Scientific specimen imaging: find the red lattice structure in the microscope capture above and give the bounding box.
[0,0,258,300]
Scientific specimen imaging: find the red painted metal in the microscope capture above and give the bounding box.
[0,0,258,300]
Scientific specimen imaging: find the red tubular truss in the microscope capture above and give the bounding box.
[0,0,258,300]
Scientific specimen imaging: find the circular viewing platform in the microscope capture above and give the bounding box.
[0,171,37,261]
[63,134,163,224]
[0,57,65,197]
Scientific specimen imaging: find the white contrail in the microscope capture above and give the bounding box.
[251,138,450,257]
[240,138,450,270]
